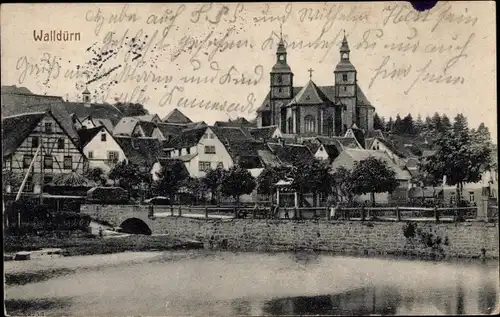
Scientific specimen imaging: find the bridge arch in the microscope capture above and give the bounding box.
[119,218,152,235]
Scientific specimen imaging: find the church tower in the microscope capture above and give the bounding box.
[82,87,91,107]
[334,33,357,134]
[270,26,293,131]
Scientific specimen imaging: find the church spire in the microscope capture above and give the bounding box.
[340,30,350,61]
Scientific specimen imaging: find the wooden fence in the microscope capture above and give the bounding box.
[152,205,492,222]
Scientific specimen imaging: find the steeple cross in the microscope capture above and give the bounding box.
[308,68,314,79]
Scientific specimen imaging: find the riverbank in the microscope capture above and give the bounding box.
[4,231,204,258]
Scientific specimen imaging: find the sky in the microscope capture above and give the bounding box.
[1,2,497,142]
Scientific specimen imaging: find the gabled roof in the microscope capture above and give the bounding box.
[322,144,341,160]
[374,137,407,158]
[365,129,384,139]
[137,121,157,137]
[249,126,279,140]
[77,125,120,149]
[63,101,123,125]
[156,122,187,139]
[2,112,46,157]
[162,108,192,123]
[211,126,251,144]
[1,85,32,94]
[79,115,114,131]
[134,114,160,122]
[332,149,411,180]
[288,80,330,106]
[170,126,208,149]
[115,137,166,170]
[267,143,314,166]
[113,117,139,136]
[1,92,79,144]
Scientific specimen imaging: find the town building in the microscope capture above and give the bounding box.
[77,125,128,172]
[2,111,87,195]
[162,108,193,123]
[256,32,375,136]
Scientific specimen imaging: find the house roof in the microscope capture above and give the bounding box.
[115,137,166,170]
[214,117,255,128]
[375,137,407,158]
[2,112,46,157]
[333,149,411,180]
[113,117,139,136]
[1,92,79,144]
[322,144,341,160]
[365,129,384,139]
[267,143,314,166]
[211,126,251,144]
[156,122,187,139]
[257,84,373,112]
[162,108,192,123]
[63,101,123,125]
[170,126,208,149]
[134,114,159,122]
[137,121,157,137]
[348,126,366,148]
[48,171,97,187]
[1,85,33,94]
[77,126,104,148]
[249,126,279,140]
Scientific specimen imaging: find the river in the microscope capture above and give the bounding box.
[5,250,499,316]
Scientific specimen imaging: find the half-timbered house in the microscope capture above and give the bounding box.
[2,110,88,195]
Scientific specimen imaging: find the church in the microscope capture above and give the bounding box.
[256,31,375,137]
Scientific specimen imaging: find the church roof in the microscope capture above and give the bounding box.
[288,80,329,106]
[257,84,372,112]
[335,59,356,72]
[162,108,192,123]
[271,62,292,73]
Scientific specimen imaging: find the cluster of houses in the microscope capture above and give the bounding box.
[1,85,498,208]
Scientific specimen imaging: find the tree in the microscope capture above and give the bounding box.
[220,166,256,204]
[256,165,294,201]
[202,166,226,205]
[292,158,335,207]
[473,122,492,145]
[430,112,442,133]
[114,102,149,116]
[402,113,415,135]
[441,114,452,132]
[108,161,151,201]
[421,127,491,207]
[350,157,399,206]
[153,161,189,203]
[414,114,424,135]
[386,117,394,132]
[84,167,107,186]
[332,167,356,205]
[393,114,403,134]
[373,113,384,131]
[181,177,208,204]
[452,113,468,135]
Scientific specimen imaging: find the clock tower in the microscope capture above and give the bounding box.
[270,27,293,130]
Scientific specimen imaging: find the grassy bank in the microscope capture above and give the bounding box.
[4,231,203,257]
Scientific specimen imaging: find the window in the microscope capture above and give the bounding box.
[343,74,348,82]
[88,151,94,159]
[107,151,119,163]
[199,161,211,171]
[278,88,282,93]
[343,86,347,91]
[186,147,191,154]
[57,138,65,149]
[101,133,107,142]
[217,162,224,168]
[25,176,34,192]
[23,155,33,168]
[205,146,216,154]
[32,137,39,148]
[45,122,53,133]
[279,55,284,61]
[277,76,282,83]
[469,192,475,202]
[44,155,53,169]
[63,156,72,169]
[203,133,208,139]
[209,133,214,139]
[304,115,316,133]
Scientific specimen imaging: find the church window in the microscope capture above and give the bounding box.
[277,76,282,83]
[343,86,347,91]
[304,115,316,133]
[279,88,282,93]
[343,74,348,82]
[279,55,284,61]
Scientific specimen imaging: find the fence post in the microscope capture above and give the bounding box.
[293,207,297,220]
[396,207,401,222]
[205,206,208,219]
[234,207,237,219]
[434,206,439,223]
[170,205,174,216]
[178,205,182,217]
[361,206,366,221]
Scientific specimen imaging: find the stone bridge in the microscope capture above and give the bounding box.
[81,204,156,235]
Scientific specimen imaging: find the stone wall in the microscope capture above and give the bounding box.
[153,217,499,259]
